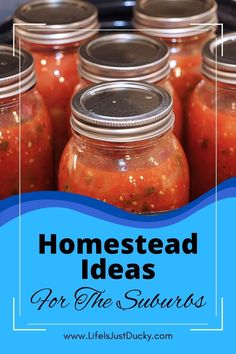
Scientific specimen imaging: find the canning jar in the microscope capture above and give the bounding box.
[0,46,53,199]
[71,33,183,141]
[14,0,99,165]
[133,0,217,102]
[59,81,189,213]
[186,33,236,199]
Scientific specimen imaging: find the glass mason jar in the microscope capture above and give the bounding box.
[68,33,183,141]
[59,81,189,213]
[0,45,53,199]
[133,0,217,102]
[14,0,99,166]
[186,33,236,199]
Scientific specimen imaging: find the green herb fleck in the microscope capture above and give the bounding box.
[36,124,44,134]
[200,139,209,150]
[85,172,93,184]
[122,198,132,207]
[11,188,18,196]
[145,186,156,196]
[142,202,150,213]
[0,140,9,151]
[176,155,183,166]
[64,184,71,192]
[222,149,233,157]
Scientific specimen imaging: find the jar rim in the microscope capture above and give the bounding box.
[0,45,36,99]
[79,33,170,82]
[14,0,99,45]
[134,0,218,38]
[202,32,236,85]
[71,81,174,142]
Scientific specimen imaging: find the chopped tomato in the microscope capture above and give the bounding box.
[0,90,53,199]
[161,79,183,141]
[186,81,236,199]
[58,134,189,213]
[169,53,202,102]
[22,41,81,166]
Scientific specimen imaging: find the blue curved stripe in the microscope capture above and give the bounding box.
[1,178,236,228]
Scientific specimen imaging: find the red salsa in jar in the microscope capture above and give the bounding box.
[14,0,99,166]
[133,0,217,103]
[186,33,236,199]
[0,45,53,199]
[59,81,189,213]
[69,33,183,141]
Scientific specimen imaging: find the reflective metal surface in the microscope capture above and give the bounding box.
[71,81,174,142]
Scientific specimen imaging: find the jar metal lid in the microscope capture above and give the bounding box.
[0,45,36,99]
[202,32,236,85]
[134,0,218,38]
[14,0,99,45]
[71,81,174,142]
[79,33,170,83]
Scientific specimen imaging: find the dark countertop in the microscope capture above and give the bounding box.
[0,0,235,44]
